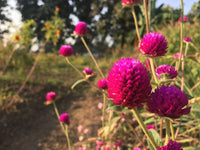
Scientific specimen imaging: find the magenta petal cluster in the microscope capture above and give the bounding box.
[107,58,152,108]
[46,92,56,101]
[121,0,140,6]
[59,113,70,125]
[133,148,142,150]
[114,140,122,147]
[75,21,88,36]
[178,16,189,22]
[147,124,155,130]
[158,141,183,150]
[156,65,177,79]
[148,85,191,118]
[173,53,185,58]
[139,32,168,57]
[97,79,108,89]
[59,45,73,57]
[84,67,93,75]
[184,37,192,43]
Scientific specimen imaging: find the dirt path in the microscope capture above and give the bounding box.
[0,83,102,150]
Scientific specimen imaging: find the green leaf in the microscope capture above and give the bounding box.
[148,129,163,150]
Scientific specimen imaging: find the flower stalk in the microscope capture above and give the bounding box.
[65,124,71,150]
[170,121,175,141]
[132,108,158,150]
[149,58,159,84]
[53,102,65,131]
[164,119,171,145]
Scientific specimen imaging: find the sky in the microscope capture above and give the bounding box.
[4,0,200,32]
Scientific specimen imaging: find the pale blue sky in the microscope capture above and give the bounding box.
[156,0,199,14]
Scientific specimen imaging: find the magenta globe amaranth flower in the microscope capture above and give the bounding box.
[158,141,183,150]
[156,65,177,79]
[59,113,70,125]
[184,37,192,43]
[173,53,185,59]
[75,21,88,36]
[139,32,168,57]
[46,92,56,101]
[59,45,73,57]
[178,16,189,22]
[121,0,140,6]
[84,67,93,75]
[148,85,191,118]
[134,148,142,150]
[114,140,122,147]
[107,58,152,108]
[97,79,108,89]
[147,124,155,130]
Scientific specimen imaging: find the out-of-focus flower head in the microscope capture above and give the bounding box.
[156,65,178,80]
[59,45,73,57]
[97,79,108,89]
[14,35,20,41]
[178,16,189,22]
[59,113,70,125]
[84,67,93,75]
[139,32,168,57]
[133,148,142,150]
[183,37,192,43]
[114,140,122,147]
[83,128,89,134]
[77,125,83,132]
[98,102,103,109]
[46,92,56,102]
[121,0,141,6]
[173,53,185,59]
[56,30,60,35]
[107,58,152,108]
[148,85,191,118]
[45,24,50,29]
[55,7,60,12]
[147,124,155,130]
[158,140,183,150]
[75,22,88,36]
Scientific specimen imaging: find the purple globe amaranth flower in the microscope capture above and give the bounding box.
[158,141,183,150]
[59,113,70,125]
[184,37,192,43]
[178,16,189,22]
[147,124,155,130]
[114,140,122,147]
[84,67,93,75]
[107,58,152,108]
[121,0,140,6]
[46,92,56,101]
[97,79,108,89]
[139,32,168,57]
[75,21,88,36]
[59,45,73,57]
[148,85,191,118]
[156,65,177,79]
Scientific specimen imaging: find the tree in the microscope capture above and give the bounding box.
[0,0,10,37]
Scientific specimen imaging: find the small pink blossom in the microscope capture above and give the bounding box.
[106,146,110,150]
[173,53,185,58]
[132,118,136,121]
[114,140,122,147]
[96,140,103,146]
[78,148,83,150]
[184,37,192,43]
[59,45,73,57]
[121,0,140,6]
[97,79,108,89]
[121,117,126,122]
[98,102,103,109]
[100,116,104,121]
[133,148,142,150]
[77,125,83,132]
[83,128,89,134]
[84,67,93,75]
[178,16,189,22]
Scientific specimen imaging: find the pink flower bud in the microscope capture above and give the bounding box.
[84,67,93,75]
[59,113,70,125]
[46,92,56,101]
[77,125,83,132]
[98,102,103,109]
[75,22,88,36]
[97,79,108,89]
[83,128,89,134]
[59,45,73,57]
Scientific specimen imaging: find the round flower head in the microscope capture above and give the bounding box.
[75,21,88,36]
[148,85,191,118]
[46,92,56,101]
[107,58,152,108]
[114,140,122,147]
[97,79,108,89]
[59,113,70,125]
[147,124,155,130]
[84,67,93,75]
[173,53,185,59]
[134,148,142,150]
[59,45,73,57]
[156,65,177,80]
[121,0,140,6]
[158,141,183,150]
[184,37,192,43]
[139,32,168,57]
[96,140,103,146]
[178,16,189,22]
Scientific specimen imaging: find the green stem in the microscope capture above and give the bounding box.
[149,58,159,84]
[80,36,105,78]
[185,42,189,56]
[65,58,85,78]
[65,124,71,150]
[176,0,184,71]
[132,108,158,150]
[53,102,65,131]
[170,121,175,141]
[71,78,86,90]
[164,119,170,145]
[102,90,106,128]
[143,0,150,33]
[131,6,141,42]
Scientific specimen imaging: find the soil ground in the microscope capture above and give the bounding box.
[0,81,103,150]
